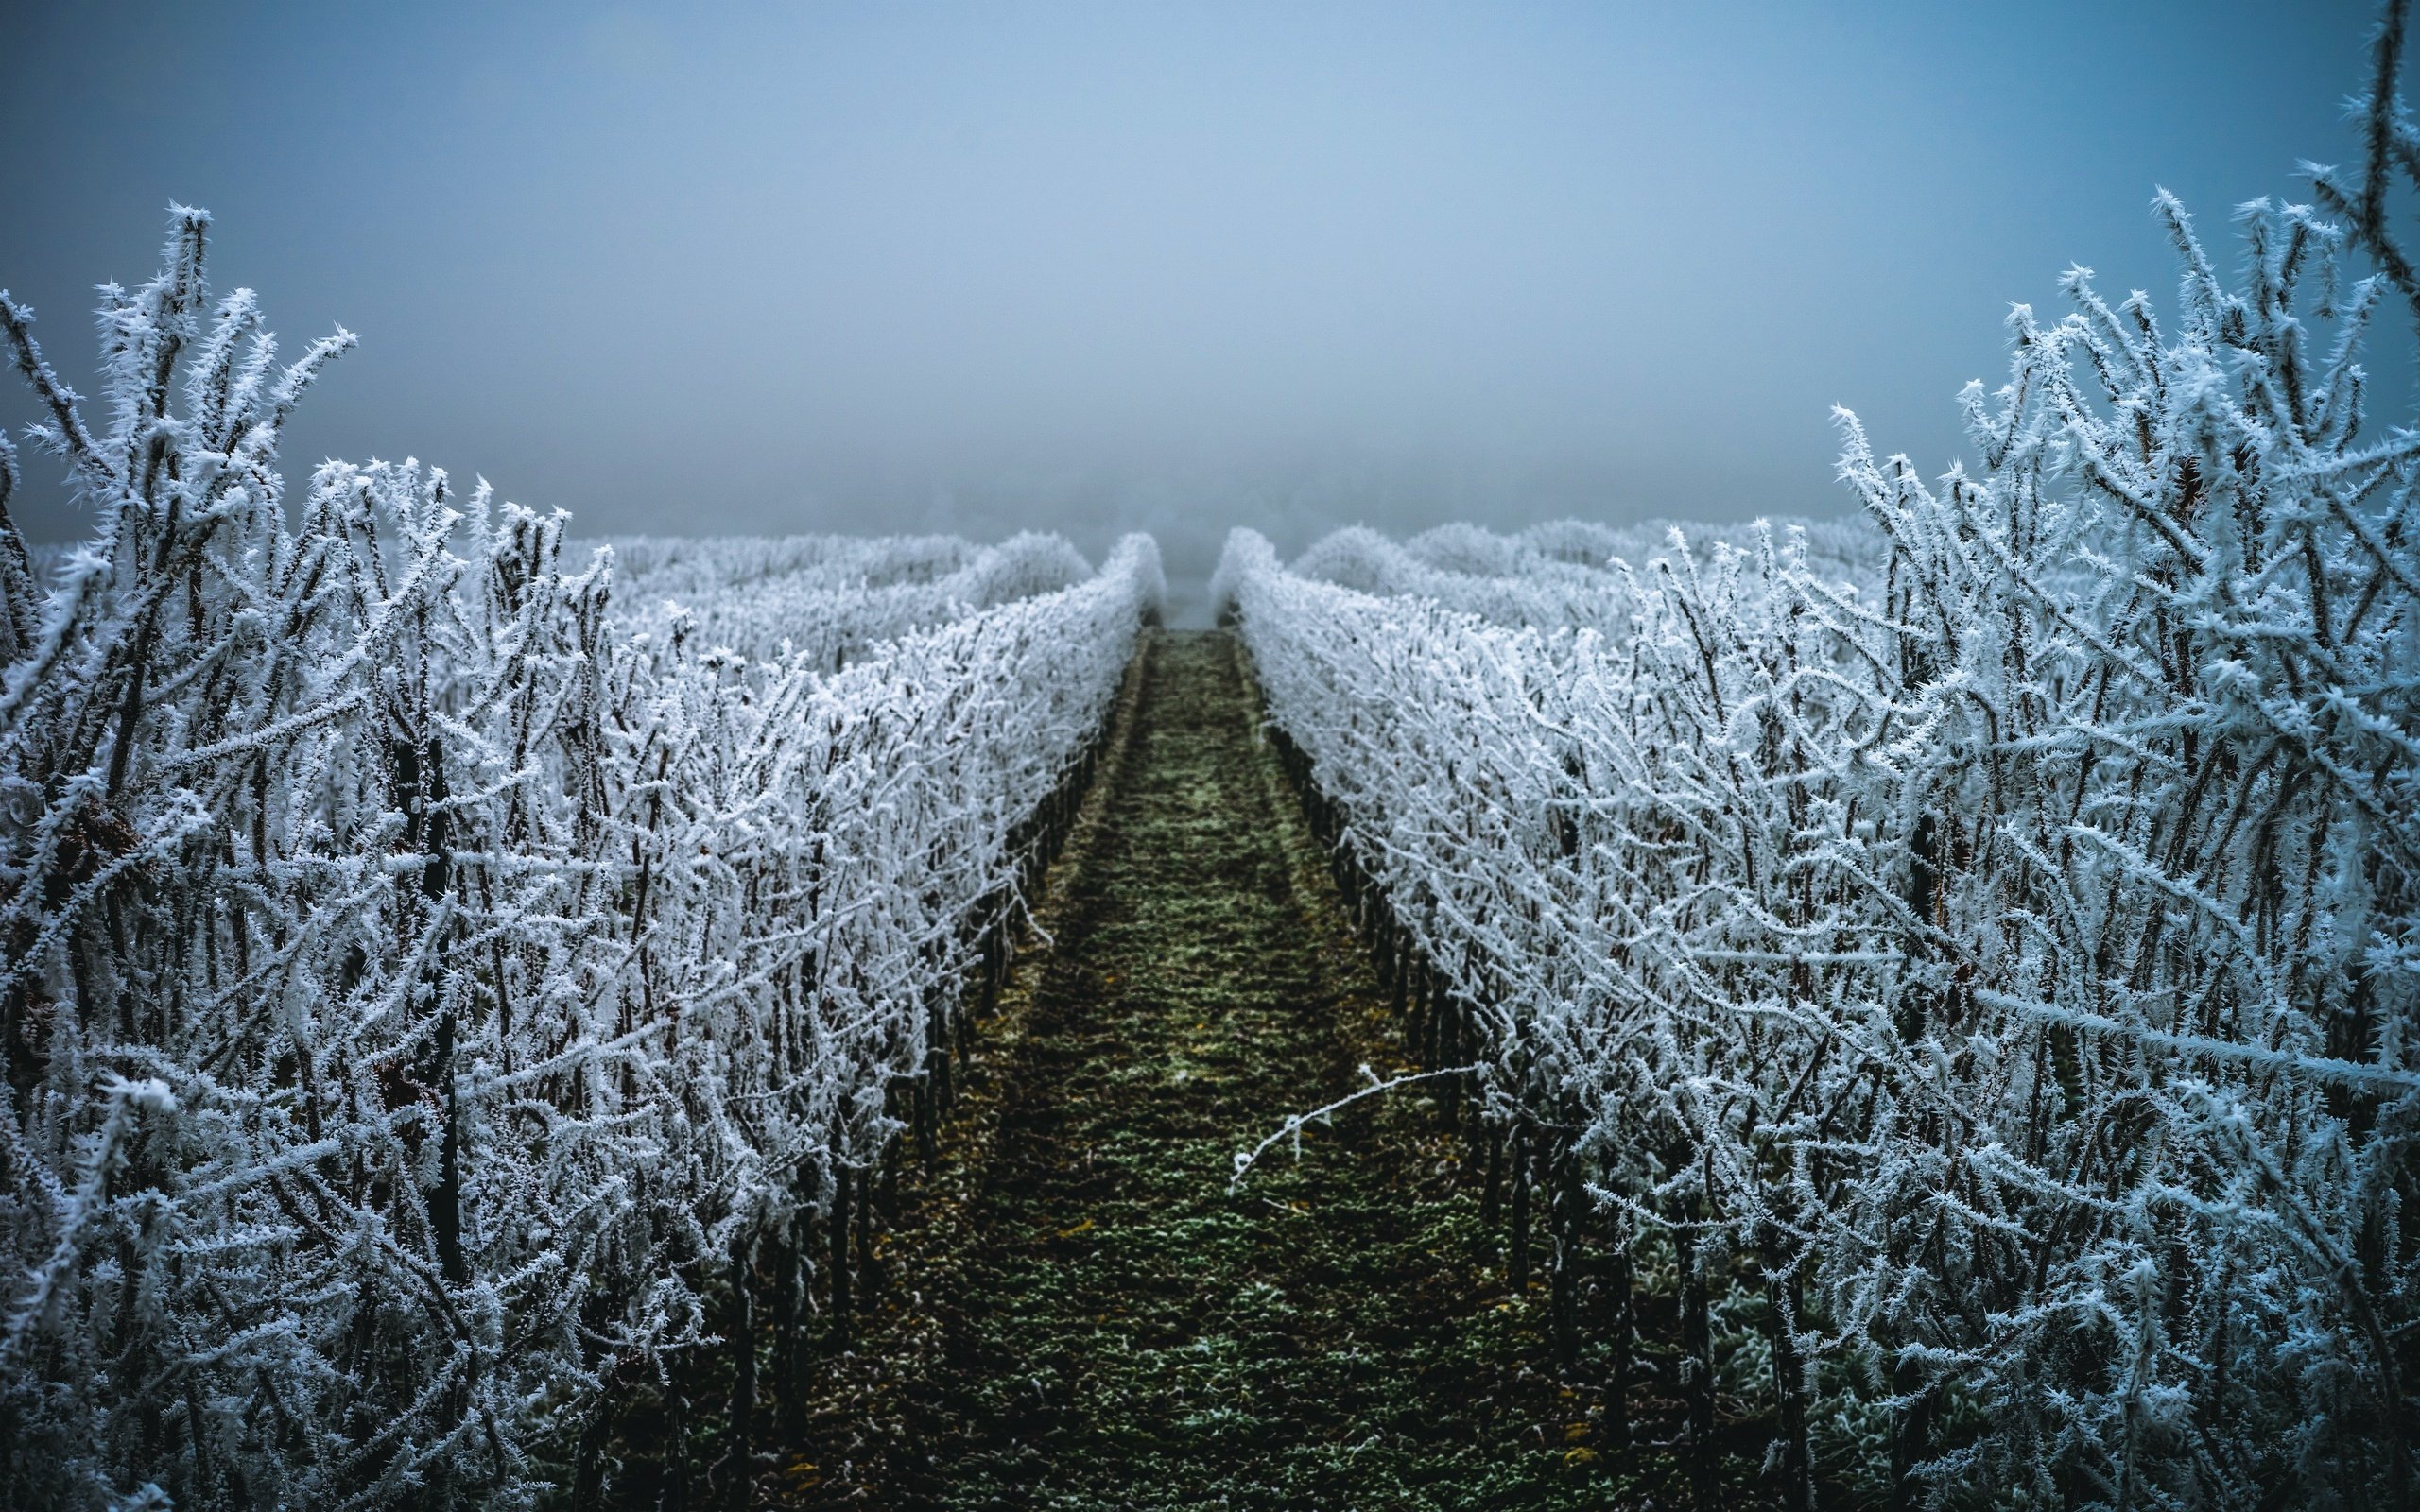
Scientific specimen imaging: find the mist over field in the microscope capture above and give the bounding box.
[0,1,2384,619]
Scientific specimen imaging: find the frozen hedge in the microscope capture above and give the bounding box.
[0,213,1160,1509]
[1220,78,2419,1512]
[606,528,1096,673]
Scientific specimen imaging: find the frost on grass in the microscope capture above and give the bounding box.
[0,211,1160,1510]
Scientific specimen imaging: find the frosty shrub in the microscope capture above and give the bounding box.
[0,211,1161,1510]
[596,531,977,602]
[610,528,1095,672]
[1273,517,1882,641]
[1219,26,2420,1503]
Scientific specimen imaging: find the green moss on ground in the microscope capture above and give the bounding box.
[791,631,1748,1510]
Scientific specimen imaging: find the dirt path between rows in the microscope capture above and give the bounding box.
[791,630,1643,1510]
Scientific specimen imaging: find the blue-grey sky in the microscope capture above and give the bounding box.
[0,1,2388,591]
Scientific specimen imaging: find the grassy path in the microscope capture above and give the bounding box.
[795,630,1639,1509]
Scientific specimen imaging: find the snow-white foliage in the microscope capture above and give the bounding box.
[612,529,1095,673]
[596,531,977,601]
[0,210,1161,1511]
[1221,185,2419,1502]
[1398,517,1883,583]
[1246,517,1883,640]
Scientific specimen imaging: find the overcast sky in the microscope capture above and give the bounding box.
[0,0,2388,594]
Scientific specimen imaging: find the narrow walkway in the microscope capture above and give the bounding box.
[798,631,1621,1510]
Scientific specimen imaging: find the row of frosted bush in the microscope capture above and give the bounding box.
[604,528,1096,673]
[1267,517,1882,637]
[0,213,1162,1510]
[596,531,977,600]
[1219,186,2417,1506]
